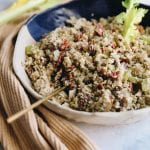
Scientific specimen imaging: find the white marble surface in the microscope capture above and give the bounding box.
[72,118,150,150]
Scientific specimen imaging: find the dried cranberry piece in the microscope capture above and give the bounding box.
[95,24,104,36]
[66,66,75,72]
[54,51,65,67]
[111,42,117,49]
[59,39,70,51]
[109,71,120,79]
[74,33,83,42]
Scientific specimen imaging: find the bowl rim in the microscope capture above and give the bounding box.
[13,1,150,124]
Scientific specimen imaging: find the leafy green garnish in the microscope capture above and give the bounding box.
[0,0,63,25]
[123,70,141,83]
[25,45,33,55]
[116,0,148,43]
[142,78,150,93]
[142,35,150,44]
[115,12,126,24]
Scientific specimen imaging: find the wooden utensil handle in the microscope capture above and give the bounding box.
[7,87,65,123]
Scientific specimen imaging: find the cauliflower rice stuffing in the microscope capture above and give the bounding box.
[25,16,150,112]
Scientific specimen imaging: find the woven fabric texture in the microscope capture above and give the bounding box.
[0,14,96,150]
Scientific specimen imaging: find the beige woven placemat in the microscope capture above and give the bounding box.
[0,13,96,150]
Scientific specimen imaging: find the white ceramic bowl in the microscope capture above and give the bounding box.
[13,0,150,125]
[13,25,150,125]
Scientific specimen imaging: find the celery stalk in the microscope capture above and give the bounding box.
[7,0,29,10]
[39,0,63,10]
[115,0,148,43]
[0,0,47,25]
